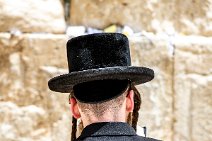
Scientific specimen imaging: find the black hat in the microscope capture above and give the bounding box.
[48,33,154,102]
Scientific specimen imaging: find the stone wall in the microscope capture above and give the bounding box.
[174,36,212,141]
[130,36,174,141]
[0,0,212,141]
[70,0,212,36]
[0,33,70,141]
[0,0,66,33]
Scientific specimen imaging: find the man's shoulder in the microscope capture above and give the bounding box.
[76,135,161,141]
[76,122,162,141]
[131,135,161,141]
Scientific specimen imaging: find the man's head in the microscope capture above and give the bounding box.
[48,33,153,141]
[69,81,135,126]
[68,79,142,140]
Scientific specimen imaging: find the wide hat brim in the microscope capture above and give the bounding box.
[48,66,154,93]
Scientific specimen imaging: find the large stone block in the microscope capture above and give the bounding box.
[0,33,72,141]
[129,35,174,141]
[0,102,48,141]
[0,33,24,104]
[0,0,66,33]
[21,34,72,141]
[174,36,212,141]
[70,0,212,36]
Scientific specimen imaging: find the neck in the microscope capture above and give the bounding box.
[81,110,127,127]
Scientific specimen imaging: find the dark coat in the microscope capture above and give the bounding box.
[75,122,161,141]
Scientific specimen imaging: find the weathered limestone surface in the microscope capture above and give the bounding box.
[0,102,49,141]
[0,0,66,33]
[130,35,174,141]
[70,0,212,36]
[174,36,212,141]
[0,33,71,141]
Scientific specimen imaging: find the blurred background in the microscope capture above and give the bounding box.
[0,0,211,141]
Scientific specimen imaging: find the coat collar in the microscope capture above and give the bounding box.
[77,122,137,139]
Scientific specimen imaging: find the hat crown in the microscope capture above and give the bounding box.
[67,33,131,72]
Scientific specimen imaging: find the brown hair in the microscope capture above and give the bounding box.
[69,83,142,141]
[131,84,141,131]
[69,93,77,141]
[71,116,77,141]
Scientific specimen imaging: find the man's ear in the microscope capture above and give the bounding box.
[70,97,81,119]
[126,90,134,112]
